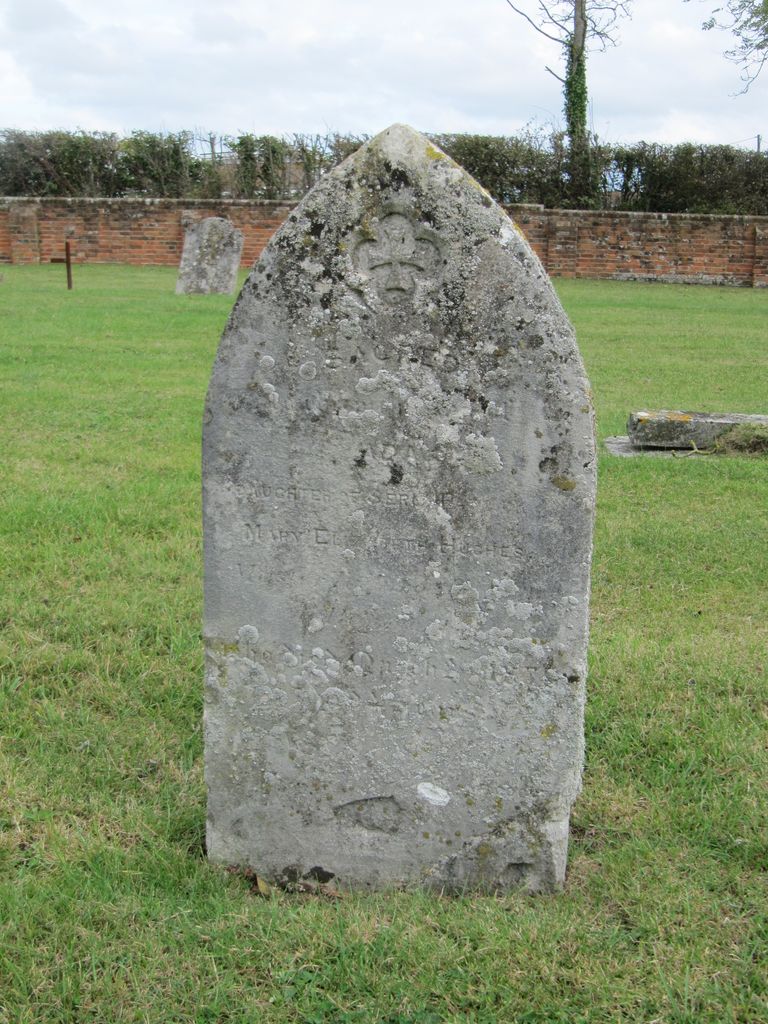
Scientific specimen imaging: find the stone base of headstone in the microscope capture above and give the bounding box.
[206,645,573,891]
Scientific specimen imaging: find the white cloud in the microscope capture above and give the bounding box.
[0,0,764,146]
[3,0,82,32]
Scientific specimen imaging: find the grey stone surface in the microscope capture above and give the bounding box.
[176,216,243,294]
[203,125,596,893]
[605,435,640,457]
[628,410,768,449]
[605,436,698,458]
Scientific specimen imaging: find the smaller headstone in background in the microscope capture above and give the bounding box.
[176,216,244,295]
[628,410,768,450]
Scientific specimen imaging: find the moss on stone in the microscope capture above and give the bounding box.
[716,422,768,455]
[207,639,239,655]
[552,476,577,492]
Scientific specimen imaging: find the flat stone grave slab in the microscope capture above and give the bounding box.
[203,124,596,893]
[176,216,244,294]
[605,436,707,457]
[628,410,768,450]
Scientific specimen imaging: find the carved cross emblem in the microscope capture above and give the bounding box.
[352,212,441,305]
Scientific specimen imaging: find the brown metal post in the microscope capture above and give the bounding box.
[65,240,73,290]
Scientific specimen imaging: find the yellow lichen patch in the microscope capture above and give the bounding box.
[425,144,447,161]
[552,476,577,492]
[540,723,557,738]
[208,639,239,655]
[357,215,376,241]
[462,171,494,204]
[667,412,693,422]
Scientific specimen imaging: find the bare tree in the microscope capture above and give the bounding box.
[692,1,768,90]
[505,1,631,204]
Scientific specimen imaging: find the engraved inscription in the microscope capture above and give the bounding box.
[439,537,516,560]
[231,471,518,566]
[249,478,422,512]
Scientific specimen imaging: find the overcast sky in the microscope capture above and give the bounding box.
[0,0,765,148]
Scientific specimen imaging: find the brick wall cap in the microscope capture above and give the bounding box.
[1,196,767,225]
[0,196,297,212]
[498,204,768,226]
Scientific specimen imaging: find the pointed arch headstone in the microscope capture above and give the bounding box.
[203,125,596,892]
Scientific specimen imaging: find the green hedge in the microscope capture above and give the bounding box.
[611,141,768,215]
[1,128,766,214]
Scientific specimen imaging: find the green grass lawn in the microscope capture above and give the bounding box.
[1,265,766,1023]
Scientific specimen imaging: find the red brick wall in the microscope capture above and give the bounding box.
[1,197,766,287]
[509,205,768,287]
[4,202,42,263]
[0,198,295,268]
[754,227,768,288]
[0,206,10,263]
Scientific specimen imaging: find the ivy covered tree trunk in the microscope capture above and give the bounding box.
[564,0,594,205]
[505,0,630,206]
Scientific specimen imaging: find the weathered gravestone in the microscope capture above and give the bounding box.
[176,215,244,294]
[203,125,596,893]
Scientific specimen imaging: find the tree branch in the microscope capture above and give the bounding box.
[506,1,632,53]
[536,1,571,34]
[504,0,566,46]
[690,0,768,91]
[545,64,566,83]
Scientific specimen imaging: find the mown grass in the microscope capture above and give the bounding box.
[1,265,766,1023]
